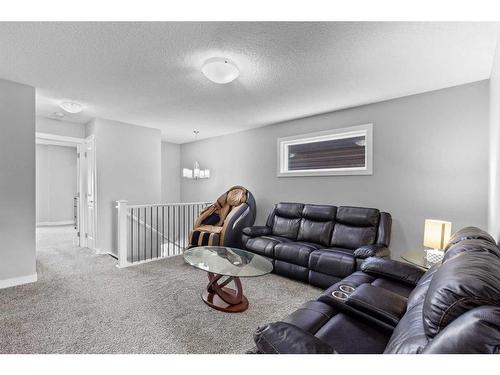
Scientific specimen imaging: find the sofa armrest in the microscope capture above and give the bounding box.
[253,322,335,354]
[360,257,425,286]
[242,226,271,237]
[354,244,390,259]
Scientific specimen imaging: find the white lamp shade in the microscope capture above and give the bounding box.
[423,219,452,250]
[182,168,193,178]
[202,57,239,84]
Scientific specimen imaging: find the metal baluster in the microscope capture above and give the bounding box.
[137,208,140,262]
[183,205,185,250]
[188,205,191,248]
[144,207,147,261]
[130,208,133,263]
[156,206,159,258]
[150,206,152,260]
[162,206,165,257]
[179,206,182,255]
[167,205,170,257]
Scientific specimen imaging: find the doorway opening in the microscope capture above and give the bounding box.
[35,133,97,251]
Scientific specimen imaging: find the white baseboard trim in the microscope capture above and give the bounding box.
[0,273,38,290]
[94,247,108,255]
[36,220,74,227]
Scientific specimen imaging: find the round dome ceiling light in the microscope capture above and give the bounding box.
[202,57,239,84]
[59,101,83,114]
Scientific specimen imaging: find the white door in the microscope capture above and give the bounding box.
[84,135,97,250]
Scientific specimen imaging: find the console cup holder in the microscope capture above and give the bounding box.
[339,285,355,294]
[332,291,348,301]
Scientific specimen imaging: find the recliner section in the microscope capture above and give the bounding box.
[243,202,392,288]
[251,226,500,354]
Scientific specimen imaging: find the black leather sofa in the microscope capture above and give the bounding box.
[242,203,391,288]
[251,227,500,354]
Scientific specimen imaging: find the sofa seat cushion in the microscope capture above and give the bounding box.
[309,249,356,279]
[308,271,341,289]
[283,300,337,334]
[245,235,291,258]
[315,313,390,354]
[274,241,322,267]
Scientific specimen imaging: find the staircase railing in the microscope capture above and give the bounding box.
[116,200,211,268]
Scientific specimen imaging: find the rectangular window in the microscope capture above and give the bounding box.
[277,124,373,177]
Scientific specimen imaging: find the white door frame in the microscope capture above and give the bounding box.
[35,132,97,251]
[83,134,97,251]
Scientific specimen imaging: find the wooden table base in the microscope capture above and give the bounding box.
[202,272,249,313]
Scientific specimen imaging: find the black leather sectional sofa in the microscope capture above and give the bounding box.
[250,227,500,354]
[242,203,391,288]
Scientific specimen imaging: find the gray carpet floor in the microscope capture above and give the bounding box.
[0,226,321,353]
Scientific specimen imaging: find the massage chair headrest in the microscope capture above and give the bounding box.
[216,186,248,208]
[423,252,500,338]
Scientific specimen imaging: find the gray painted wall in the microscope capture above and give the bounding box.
[161,142,181,203]
[86,118,161,254]
[489,38,500,241]
[0,79,36,283]
[36,117,86,138]
[181,81,489,260]
[36,144,77,223]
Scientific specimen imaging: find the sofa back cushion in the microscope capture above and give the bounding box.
[442,239,500,263]
[271,203,304,240]
[422,252,500,338]
[330,207,380,249]
[444,226,497,251]
[297,204,336,246]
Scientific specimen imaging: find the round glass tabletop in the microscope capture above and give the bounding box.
[183,246,273,277]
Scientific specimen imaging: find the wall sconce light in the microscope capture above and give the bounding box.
[183,130,210,180]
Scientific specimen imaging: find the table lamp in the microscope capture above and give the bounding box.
[423,219,452,263]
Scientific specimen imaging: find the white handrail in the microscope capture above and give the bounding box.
[126,201,211,209]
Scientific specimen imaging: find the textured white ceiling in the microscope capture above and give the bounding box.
[0,22,498,143]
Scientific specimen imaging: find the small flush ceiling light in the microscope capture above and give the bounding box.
[59,101,83,114]
[53,112,65,118]
[202,57,239,84]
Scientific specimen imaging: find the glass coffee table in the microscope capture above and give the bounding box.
[183,246,273,313]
